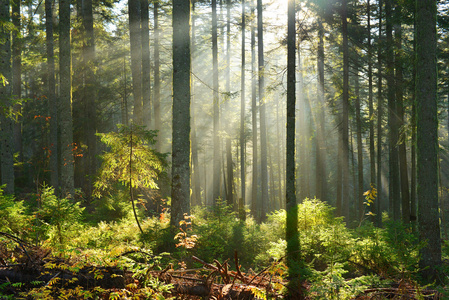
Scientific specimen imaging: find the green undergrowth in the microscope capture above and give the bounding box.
[1,188,448,299]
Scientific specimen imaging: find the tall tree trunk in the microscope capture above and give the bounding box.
[416,0,441,281]
[153,1,161,151]
[257,0,269,221]
[341,0,350,221]
[376,0,383,226]
[240,0,246,213]
[129,0,143,124]
[191,0,201,206]
[297,40,306,202]
[355,64,364,221]
[212,0,221,205]
[83,0,96,198]
[410,15,417,223]
[225,0,234,208]
[367,0,375,192]
[141,0,151,127]
[59,0,74,197]
[12,0,22,167]
[0,0,14,194]
[46,0,58,190]
[251,0,258,218]
[316,16,327,202]
[171,0,191,228]
[395,17,410,223]
[386,0,400,220]
[286,0,301,296]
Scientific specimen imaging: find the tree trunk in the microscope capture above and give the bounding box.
[12,0,22,169]
[376,0,383,226]
[59,0,74,197]
[251,0,258,218]
[355,64,364,221]
[240,0,246,213]
[257,0,269,222]
[416,0,441,281]
[395,17,410,224]
[225,0,234,208]
[83,0,96,198]
[386,0,400,220]
[141,0,151,127]
[46,0,58,191]
[316,17,327,203]
[190,0,201,206]
[0,0,14,194]
[153,1,161,151]
[171,0,191,228]
[212,0,221,205]
[367,0,375,195]
[128,0,143,124]
[286,0,301,296]
[341,0,350,221]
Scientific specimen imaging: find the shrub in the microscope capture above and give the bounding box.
[0,185,31,236]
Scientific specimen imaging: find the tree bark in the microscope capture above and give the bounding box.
[171,0,191,228]
[212,0,221,205]
[341,0,350,221]
[376,0,384,226]
[286,0,302,297]
[386,0,400,220]
[416,0,441,281]
[395,14,410,224]
[141,0,151,127]
[240,0,246,213]
[46,0,58,190]
[250,0,258,218]
[316,16,327,203]
[0,0,14,194]
[12,0,22,168]
[59,0,74,197]
[128,0,143,124]
[367,0,375,195]
[83,0,97,198]
[153,1,161,151]
[257,0,269,222]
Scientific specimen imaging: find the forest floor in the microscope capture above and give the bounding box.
[0,237,444,299]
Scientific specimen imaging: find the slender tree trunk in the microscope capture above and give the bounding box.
[240,0,246,213]
[0,0,14,194]
[395,17,410,223]
[341,0,350,221]
[225,0,234,208]
[83,0,96,198]
[59,0,74,197]
[386,0,400,220]
[129,0,143,124]
[46,0,58,190]
[368,0,375,191]
[297,40,306,202]
[316,17,327,202]
[251,0,258,218]
[355,64,364,221]
[171,0,191,228]
[141,0,151,126]
[376,0,383,226]
[191,0,201,206]
[212,0,221,205]
[257,0,269,221]
[12,0,22,167]
[286,0,301,296]
[153,1,161,151]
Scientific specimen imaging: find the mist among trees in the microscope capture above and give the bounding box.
[0,0,449,298]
